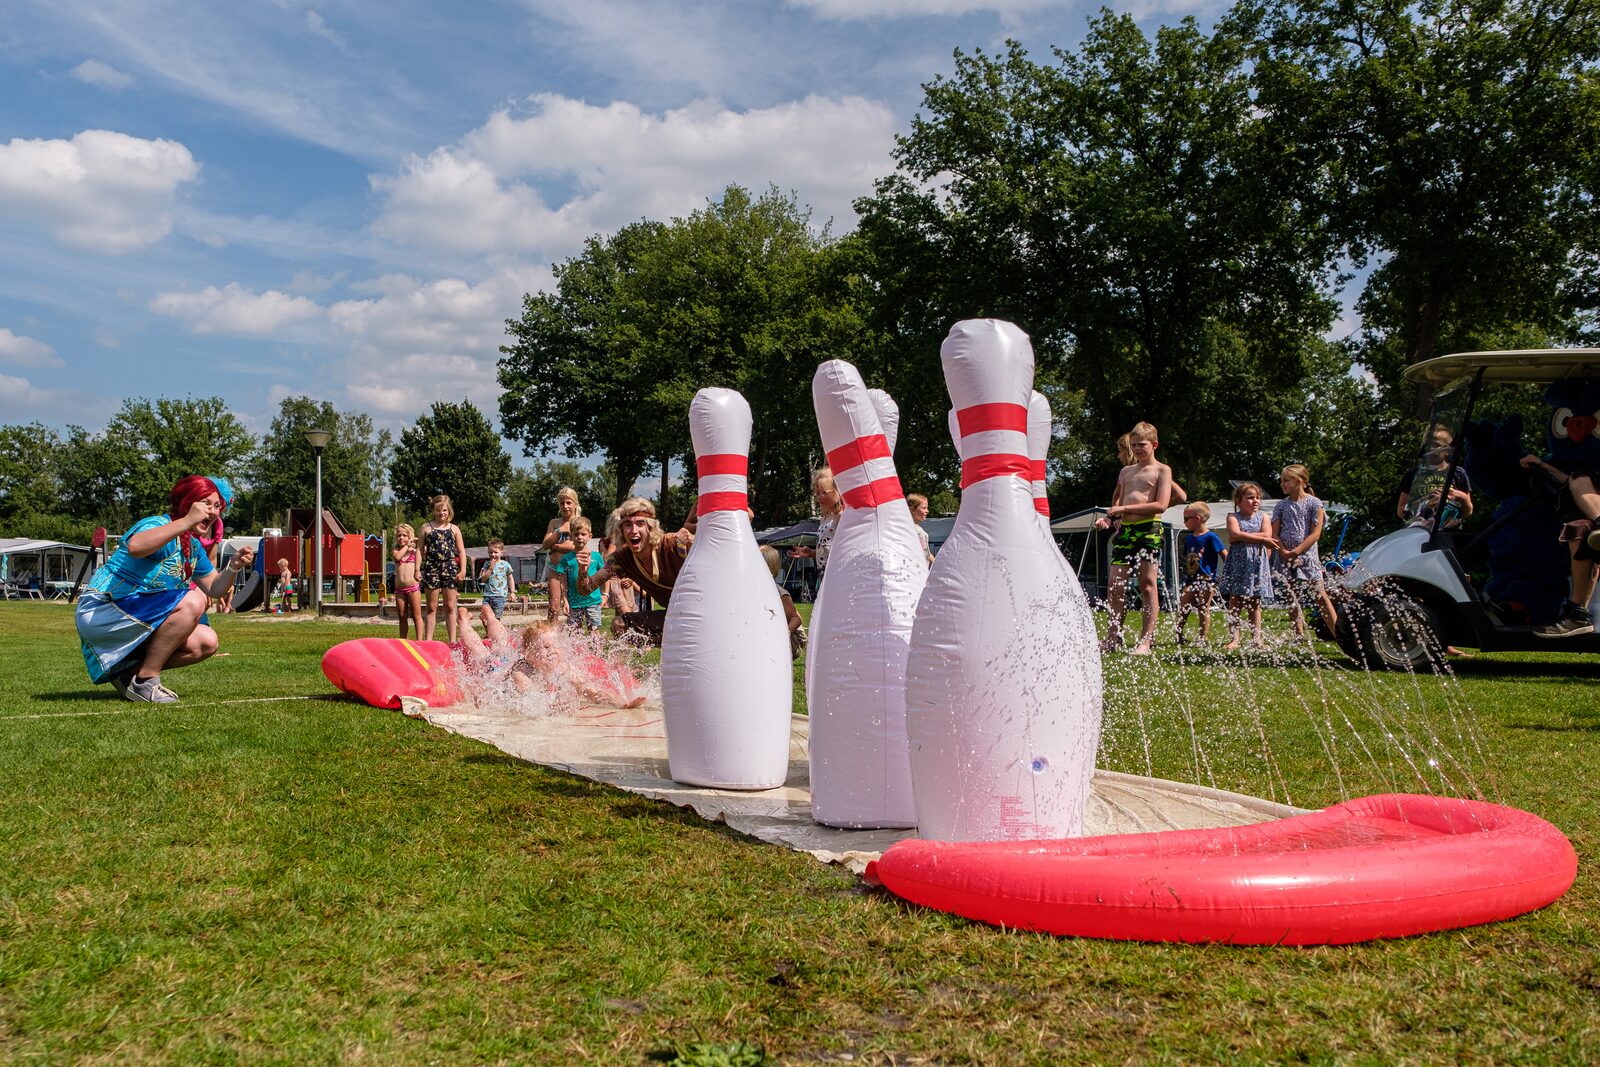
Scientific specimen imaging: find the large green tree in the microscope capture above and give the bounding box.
[499,461,618,545]
[388,399,513,532]
[248,397,391,535]
[0,423,63,522]
[102,396,256,515]
[1241,0,1600,418]
[502,186,866,525]
[850,13,1339,509]
[499,220,675,509]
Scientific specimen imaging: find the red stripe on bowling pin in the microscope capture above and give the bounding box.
[828,433,904,509]
[955,401,1032,489]
[696,453,748,514]
[956,403,1029,436]
[1026,392,1053,520]
[826,434,892,473]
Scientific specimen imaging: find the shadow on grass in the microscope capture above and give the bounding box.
[32,689,115,702]
[1444,658,1600,682]
[1504,719,1600,733]
[32,690,355,704]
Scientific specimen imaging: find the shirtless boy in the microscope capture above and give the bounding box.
[1094,422,1173,654]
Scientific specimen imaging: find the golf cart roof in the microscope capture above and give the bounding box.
[1403,349,1600,388]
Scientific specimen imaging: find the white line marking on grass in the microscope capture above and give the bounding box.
[1,695,333,721]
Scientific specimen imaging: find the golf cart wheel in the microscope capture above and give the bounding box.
[1348,598,1444,672]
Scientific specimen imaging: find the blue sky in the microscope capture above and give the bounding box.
[0,0,1224,462]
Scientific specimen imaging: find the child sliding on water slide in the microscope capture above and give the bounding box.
[453,607,644,709]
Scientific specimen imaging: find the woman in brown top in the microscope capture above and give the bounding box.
[575,496,695,644]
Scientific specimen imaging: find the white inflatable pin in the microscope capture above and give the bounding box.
[868,388,900,454]
[660,388,793,790]
[807,364,925,828]
[906,319,1104,841]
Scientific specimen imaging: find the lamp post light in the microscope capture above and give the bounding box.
[304,428,333,613]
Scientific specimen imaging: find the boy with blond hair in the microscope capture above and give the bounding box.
[478,538,514,623]
[1094,422,1173,655]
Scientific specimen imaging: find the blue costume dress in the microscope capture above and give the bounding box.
[1218,512,1272,599]
[76,515,214,683]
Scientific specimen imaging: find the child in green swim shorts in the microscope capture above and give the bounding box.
[1094,421,1173,655]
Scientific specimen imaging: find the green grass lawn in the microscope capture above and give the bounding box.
[2,602,1598,1064]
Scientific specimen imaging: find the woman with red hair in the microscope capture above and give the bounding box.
[76,475,255,703]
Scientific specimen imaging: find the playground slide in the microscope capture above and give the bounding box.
[231,567,264,612]
[220,537,266,612]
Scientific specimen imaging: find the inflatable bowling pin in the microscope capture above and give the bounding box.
[807,364,925,828]
[660,388,793,789]
[906,319,1103,841]
[868,388,900,454]
[1027,391,1053,530]
[1027,389,1103,708]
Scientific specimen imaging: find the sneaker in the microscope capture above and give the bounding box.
[125,674,179,703]
[107,668,135,699]
[1534,604,1595,639]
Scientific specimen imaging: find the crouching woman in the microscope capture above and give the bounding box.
[77,475,254,703]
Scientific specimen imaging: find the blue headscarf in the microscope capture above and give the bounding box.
[209,476,236,512]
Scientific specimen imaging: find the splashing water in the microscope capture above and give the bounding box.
[1092,560,1495,814]
[449,620,662,720]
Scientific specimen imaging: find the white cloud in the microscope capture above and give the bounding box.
[149,283,322,335]
[0,130,199,252]
[329,265,551,417]
[789,0,1211,17]
[788,0,1064,15]
[70,58,135,90]
[0,373,106,422]
[303,10,348,52]
[0,328,64,368]
[372,93,897,260]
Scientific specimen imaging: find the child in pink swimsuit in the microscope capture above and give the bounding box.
[392,524,425,638]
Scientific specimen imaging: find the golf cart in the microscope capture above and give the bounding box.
[1337,349,1600,668]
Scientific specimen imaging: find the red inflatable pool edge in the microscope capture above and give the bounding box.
[321,637,463,710]
[865,794,1577,945]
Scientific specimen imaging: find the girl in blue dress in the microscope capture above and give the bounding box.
[76,475,253,703]
[1219,481,1278,649]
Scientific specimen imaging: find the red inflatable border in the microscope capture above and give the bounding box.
[865,794,1576,945]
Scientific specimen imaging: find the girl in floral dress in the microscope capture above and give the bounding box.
[420,495,466,643]
[1219,481,1278,650]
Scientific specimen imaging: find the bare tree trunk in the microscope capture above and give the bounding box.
[1405,293,1445,423]
[659,453,671,528]
[750,429,770,523]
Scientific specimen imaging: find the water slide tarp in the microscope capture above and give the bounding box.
[413,699,1302,873]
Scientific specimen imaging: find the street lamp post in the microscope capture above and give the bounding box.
[304,428,333,614]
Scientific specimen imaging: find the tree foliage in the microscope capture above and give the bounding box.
[499,220,675,509]
[851,13,1339,509]
[388,399,513,530]
[501,185,866,524]
[1241,0,1600,418]
[103,397,256,516]
[247,397,392,535]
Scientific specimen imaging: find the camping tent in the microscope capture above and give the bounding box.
[0,538,100,599]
